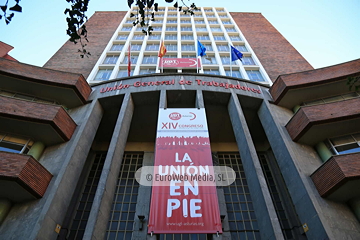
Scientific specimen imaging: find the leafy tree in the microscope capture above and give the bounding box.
[2,0,197,58]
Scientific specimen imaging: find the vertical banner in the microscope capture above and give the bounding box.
[148,108,222,234]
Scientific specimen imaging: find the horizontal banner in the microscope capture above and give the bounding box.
[158,58,201,68]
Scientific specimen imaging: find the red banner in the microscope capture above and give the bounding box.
[148,109,222,234]
[158,58,201,68]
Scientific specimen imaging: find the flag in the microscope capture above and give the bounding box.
[128,44,131,76]
[158,40,167,58]
[197,40,206,57]
[230,46,243,61]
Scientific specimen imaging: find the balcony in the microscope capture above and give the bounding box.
[269,59,360,109]
[0,58,91,108]
[285,98,360,145]
[0,152,52,202]
[0,96,77,145]
[311,152,360,202]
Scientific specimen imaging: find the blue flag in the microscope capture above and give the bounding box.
[197,40,207,57]
[230,46,243,61]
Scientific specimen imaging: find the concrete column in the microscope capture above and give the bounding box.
[28,141,45,160]
[349,198,360,222]
[0,199,11,225]
[257,100,330,239]
[196,89,205,109]
[131,152,154,240]
[315,142,332,162]
[84,93,134,240]
[227,92,284,240]
[159,90,167,109]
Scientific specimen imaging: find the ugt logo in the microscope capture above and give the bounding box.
[169,112,181,120]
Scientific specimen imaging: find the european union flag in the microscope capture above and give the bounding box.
[230,46,243,61]
[197,40,207,57]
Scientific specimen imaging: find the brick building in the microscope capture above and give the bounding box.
[0,6,360,240]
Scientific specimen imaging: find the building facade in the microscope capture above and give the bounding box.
[0,6,360,240]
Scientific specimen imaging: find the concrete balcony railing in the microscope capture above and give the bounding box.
[0,96,77,146]
[0,152,52,202]
[311,152,360,202]
[285,98,360,145]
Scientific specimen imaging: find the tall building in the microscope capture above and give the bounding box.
[0,6,360,240]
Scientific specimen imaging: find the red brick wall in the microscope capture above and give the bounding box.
[44,11,127,79]
[311,153,360,198]
[286,98,360,141]
[0,152,53,198]
[230,12,313,82]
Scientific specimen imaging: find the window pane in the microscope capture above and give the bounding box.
[110,44,124,51]
[103,55,119,64]
[116,35,128,40]
[132,35,145,40]
[246,70,265,82]
[95,69,112,81]
[165,34,177,40]
[242,56,256,65]
[217,45,229,52]
[331,135,355,146]
[225,71,242,78]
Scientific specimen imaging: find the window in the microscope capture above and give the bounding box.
[217,45,230,52]
[132,35,145,40]
[194,20,205,24]
[303,92,360,106]
[103,55,119,65]
[142,55,157,64]
[181,34,194,40]
[125,20,133,24]
[166,44,177,51]
[181,20,191,23]
[233,45,248,52]
[181,44,195,51]
[145,44,159,51]
[116,34,128,40]
[204,44,213,51]
[139,68,156,74]
[152,19,163,23]
[242,56,256,65]
[221,56,231,65]
[121,26,132,31]
[195,27,207,32]
[165,34,177,40]
[218,14,228,18]
[203,56,217,64]
[168,8,177,11]
[226,27,237,32]
[122,55,138,64]
[167,13,177,17]
[94,69,113,81]
[211,27,222,32]
[155,13,164,17]
[110,44,124,51]
[117,69,133,78]
[148,35,161,40]
[203,69,220,75]
[197,35,210,40]
[0,133,33,154]
[206,14,215,18]
[182,54,196,58]
[181,26,192,31]
[217,9,225,12]
[246,70,265,82]
[208,20,218,24]
[230,35,242,41]
[326,133,360,155]
[131,44,142,51]
[225,70,242,78]
[204,9,212,12]
[213,35,226,41]
[222,20,232,24]
[167,19,177,23]
[166,26,177,31]
[152,26,163,31]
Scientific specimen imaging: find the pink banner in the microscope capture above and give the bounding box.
[148,109,222,234]
[158,58,201,68]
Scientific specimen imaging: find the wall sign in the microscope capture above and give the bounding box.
[158,58,201,68]
[147,108,222,234]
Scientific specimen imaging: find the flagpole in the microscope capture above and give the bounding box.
[196,39,199,74]
[229,44,232,77]
[128,43,131,77]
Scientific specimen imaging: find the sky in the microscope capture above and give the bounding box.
[1,0,359,69]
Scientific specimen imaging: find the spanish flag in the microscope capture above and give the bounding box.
[158,40,167,58]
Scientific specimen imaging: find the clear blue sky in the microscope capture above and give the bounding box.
[1,0,359,69]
